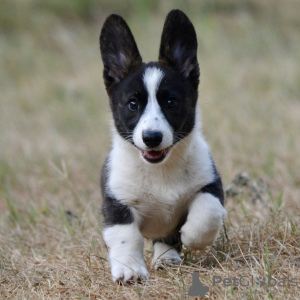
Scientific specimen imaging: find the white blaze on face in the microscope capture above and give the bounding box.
[132,67,173,150]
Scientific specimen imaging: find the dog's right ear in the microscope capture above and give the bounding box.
[100,15,142,92]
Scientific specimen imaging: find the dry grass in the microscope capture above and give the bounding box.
[0,1,299,299]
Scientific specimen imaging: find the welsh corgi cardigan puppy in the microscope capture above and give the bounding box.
[100,9,227,284]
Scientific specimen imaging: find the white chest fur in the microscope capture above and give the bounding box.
[107,124,215,238]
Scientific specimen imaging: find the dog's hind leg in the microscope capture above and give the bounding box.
[152,231,182,270]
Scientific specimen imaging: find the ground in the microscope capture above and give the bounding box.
[0,1,299,299]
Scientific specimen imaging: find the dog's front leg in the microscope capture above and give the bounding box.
[181,178,227,250]
[103,223,150,283]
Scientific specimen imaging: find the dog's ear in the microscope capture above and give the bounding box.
[100,14,142,92]
[159,10,199,88]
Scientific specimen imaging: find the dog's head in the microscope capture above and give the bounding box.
[100,10,200,164]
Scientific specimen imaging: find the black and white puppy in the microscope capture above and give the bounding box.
[100,9,227,284]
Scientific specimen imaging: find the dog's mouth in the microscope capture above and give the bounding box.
[141,148,170,164]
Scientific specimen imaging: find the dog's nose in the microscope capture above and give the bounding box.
[142,130,163,148]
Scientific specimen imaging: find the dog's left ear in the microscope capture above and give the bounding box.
[159,10,199,89]
[100,14,142,92]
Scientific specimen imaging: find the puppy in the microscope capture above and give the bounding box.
[99,9,227,284]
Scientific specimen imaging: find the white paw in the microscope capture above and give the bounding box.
[181,193,227,250]
[111,256,150,284]
[152,242,182,270]
[103,224,150,284]
[181,222,219,250]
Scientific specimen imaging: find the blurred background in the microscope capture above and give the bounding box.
[0,0,299,224]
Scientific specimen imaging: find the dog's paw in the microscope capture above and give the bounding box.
[111,257,150,284]
[152,255,182,270]
[152,242,182,270]
[103,224,150,284]
[181,221,218,250]
[181,193,227,250]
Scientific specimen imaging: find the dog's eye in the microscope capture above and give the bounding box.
[128,99,139,111]
[167,98,178,109]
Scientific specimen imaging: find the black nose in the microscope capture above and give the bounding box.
[142,130,163,148]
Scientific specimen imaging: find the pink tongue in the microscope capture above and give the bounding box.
[144,150,164,159]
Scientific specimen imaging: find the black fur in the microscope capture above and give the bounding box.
[100,14,142,93]
[102,194,134,226]
[107,64,148,142]
[159,10,200,90]
[200,161,225,206]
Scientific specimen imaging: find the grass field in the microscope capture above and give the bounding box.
[0,0,299,299]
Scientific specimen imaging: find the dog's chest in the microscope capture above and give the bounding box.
[109,159,200,237]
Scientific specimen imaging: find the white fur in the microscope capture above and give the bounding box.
[152,242,182,270]
[133,67,173,151]
[103,224,150,283]
[180,193,227,250]
[107,110,216,238]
